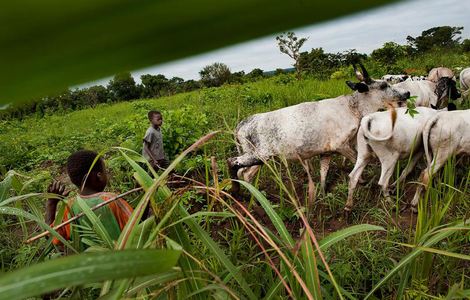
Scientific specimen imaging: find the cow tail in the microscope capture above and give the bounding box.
[361,105,397,142]
[423,115,438,166]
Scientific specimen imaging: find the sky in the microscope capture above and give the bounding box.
[91,0,470,85]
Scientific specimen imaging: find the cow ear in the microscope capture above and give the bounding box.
[430,104,437,109]
[346,81,369,93]
[447,103,457,111]
[355,82,369,93]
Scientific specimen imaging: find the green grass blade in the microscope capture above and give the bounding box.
[165,211,234,229]
[301,234,322,299]
[365,219,470,299]
[169,224,207,299]
[319,224,385,251]
[125,271,181,297]
[239,180,294,247]
[263,277,286,300]
[177,205,257,300]
[75,196,114,249]
[0,206,78,253]
[0,249,181,300]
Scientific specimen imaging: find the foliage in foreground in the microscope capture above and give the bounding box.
[1,132,469,298]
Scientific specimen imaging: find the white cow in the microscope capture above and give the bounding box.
[346,106,453,211]
[460,67,470,97]
[394,77,460,109]
[407,76,427,81]
[411,109,470,210]
[428,67,455,83]
[227,65,410,194]
[382,74,409,84]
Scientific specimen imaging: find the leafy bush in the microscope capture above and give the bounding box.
[162,106,208,159]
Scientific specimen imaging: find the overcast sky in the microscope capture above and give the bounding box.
[97,0,470,85]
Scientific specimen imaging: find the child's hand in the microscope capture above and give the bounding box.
[47,180,70,202]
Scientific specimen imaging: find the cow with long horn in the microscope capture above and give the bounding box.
[228,64,410,204]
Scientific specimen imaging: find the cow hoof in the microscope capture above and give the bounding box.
[343,207,352,222]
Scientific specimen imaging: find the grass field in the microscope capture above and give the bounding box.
[1,67,470,299]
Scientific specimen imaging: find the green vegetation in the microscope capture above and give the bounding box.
[1,28,470,299]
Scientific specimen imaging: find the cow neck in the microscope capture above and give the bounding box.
[354,92,387,119]
[346,93,362,121]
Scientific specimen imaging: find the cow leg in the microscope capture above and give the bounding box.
[338,146,357,164]
[410,150,450,212]
[391,152,422,189]
[346,152,372,212]
[338,146,367,183]
[378,153,399,204]
[242,165,261,182]
[227,154,263,195]
[346,129,371,211]
[319,155,331,193]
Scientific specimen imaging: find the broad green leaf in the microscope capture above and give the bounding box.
[75,196,114,249]
[0,0,399,104]
[0,249,181,300]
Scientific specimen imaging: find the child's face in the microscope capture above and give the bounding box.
[94,159,108,192]
[150,114,163,127]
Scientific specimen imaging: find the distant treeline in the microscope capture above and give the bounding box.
[2,26,469,120]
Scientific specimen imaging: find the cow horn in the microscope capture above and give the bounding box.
[359,63,372,84]
[353,64,365,82]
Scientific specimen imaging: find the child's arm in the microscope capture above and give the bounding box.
[143,141,160,164]
[45,180,70,225]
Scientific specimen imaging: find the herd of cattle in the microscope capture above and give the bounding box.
[228,65,470,213]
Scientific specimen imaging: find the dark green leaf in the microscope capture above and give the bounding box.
[0,0,399,104]
[0,249,181,300]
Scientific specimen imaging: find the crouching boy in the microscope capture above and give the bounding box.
[45,150,133,247]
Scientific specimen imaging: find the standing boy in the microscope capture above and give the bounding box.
[45,150,133,247]
[143,110,169,170]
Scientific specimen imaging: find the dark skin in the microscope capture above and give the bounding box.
[44,160,108,226]
[143,113,166,169]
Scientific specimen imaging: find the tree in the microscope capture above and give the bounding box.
[247,68,264,81]
[181,80,200,92]
[83,85,109,106]
[199,62,231,87]
[297,48,341,79]
[340,49,367,66]
[371,42,407,71]
[166,77,184,95]
[107,72,140,101]
[407,26,463,53]
[140,74,169,98]
[276,32,308,79]
[229,71,246,84]
[462,39,470,52]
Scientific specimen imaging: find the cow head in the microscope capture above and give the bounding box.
[346,64,410,108]
[435,77,460,107]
